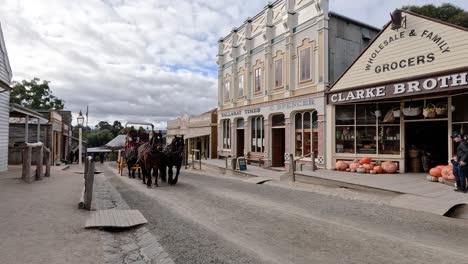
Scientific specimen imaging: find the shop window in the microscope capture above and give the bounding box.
[299,47,311,82]
[222,119,231,149]
[251,116,264,153]
[238,74,244,97]
[452,94,468,155]
[254,68,262,94]
[272,114,285,127]
[336,105,354,125]
[452,94,468,123]
[335,103,400,155]
[274,58,283,88]
[237,118,244,129]
[295,111,318,157]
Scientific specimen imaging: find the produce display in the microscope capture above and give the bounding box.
[426,164,456,183]
[334,157,398,174]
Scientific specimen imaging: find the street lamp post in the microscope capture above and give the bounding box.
[77,110,85,166]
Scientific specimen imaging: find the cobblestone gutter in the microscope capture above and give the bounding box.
[94,174,174,264]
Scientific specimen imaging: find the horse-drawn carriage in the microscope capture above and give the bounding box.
[117,122,154,176]
[117,121,185,187]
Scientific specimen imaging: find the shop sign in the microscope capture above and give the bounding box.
[221,110,241,117]
[365,29,451,74]
[328,71,468,104]
[269,98,315,111]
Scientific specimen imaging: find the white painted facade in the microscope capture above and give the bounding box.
[0,22,12,172]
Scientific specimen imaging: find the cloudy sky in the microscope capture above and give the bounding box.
[1,0,467,128]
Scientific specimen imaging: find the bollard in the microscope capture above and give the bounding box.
[22,146,33,183]
[44,147,51,177]
[36,146,44,180]
[84,157,95,210]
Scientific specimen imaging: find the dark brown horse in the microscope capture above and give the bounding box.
[138,133,164,187]
[161,136,185,185]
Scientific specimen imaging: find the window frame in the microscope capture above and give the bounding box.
[222,119,231,150]
[273,51,284,90]
[297,39,314,84]
[253,60,263,96]
[250,116,264,153]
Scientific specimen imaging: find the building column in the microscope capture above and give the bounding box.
[37,119,41,143]
[263,118,271,167]
[284,117,292,171]
[25,115,29,143]
[317,113,326,167]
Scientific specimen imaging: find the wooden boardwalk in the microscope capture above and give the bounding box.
[85,209,147,228]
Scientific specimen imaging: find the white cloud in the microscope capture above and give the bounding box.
[0,0,466,127]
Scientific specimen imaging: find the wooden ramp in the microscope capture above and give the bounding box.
[85,209,148,228]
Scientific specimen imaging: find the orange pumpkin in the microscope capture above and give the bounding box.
[359,157,372,165]
[429,167,442,177]
[335,161,349,171]
[381,161,398,173]
[436,165,445,170]
[441,166,453,179]
[363,163,374,171]
[373,166,383,174]
[349,162,360,170]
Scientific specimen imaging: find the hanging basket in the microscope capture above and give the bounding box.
[423,104,436,118]
[392,109,401,117]
[402,106,421,116]
[435,103,447,115]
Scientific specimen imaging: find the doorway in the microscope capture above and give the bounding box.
[236,118,245,157]
[405,121,448,172]
[271,128,285,167]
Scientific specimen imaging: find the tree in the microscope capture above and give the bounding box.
[95,121,112,131]
[86,129,114,148]
[111,120,123,136]
[403,3,468,28]
[10,78,65,109]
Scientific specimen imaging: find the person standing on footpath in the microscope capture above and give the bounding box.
[452,132,468,193]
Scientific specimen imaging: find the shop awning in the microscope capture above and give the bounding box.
[9,103,48,123]
[184,132,210,140]
[104,134,126,149]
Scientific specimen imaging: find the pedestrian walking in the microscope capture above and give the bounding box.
[451,132,468,193]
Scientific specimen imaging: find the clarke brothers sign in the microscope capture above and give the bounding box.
[328,71,468,104]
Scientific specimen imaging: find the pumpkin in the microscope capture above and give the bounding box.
[373,166,383,174]
[346,168,351,172]
[429,167,442,177]
[436,165,445,169]
[359,157,372,165]
[381,161,397,173]
[356,167,366,173]
[441,166,453,179]
[335,161,349,171]
[349,162,360,170]
[426,175,433,181]
[447,174,456,180]
[350,169,356,173]
[430,176,438,182]
[370,170,376,174]
[438,177,445,183]
[363,163,374,171]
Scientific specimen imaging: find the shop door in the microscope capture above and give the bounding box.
[405,121,448,172]
[271,128,285,167]
[236,129,244,157]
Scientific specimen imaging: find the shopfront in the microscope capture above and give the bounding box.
[326,10,468,173]
[218,94,324,170]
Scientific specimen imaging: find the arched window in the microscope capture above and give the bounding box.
[222,119,231,149]
[294,111,318,157]
[251,116,264,153]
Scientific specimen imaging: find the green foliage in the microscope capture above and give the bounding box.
[86,129,114,148]
[112,120,123,136]
[95,121,112,131]
[10,78,65,110]
[402,3,468,28]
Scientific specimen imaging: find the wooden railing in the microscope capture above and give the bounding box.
[289,151,316,182]
[21,142,51,183]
